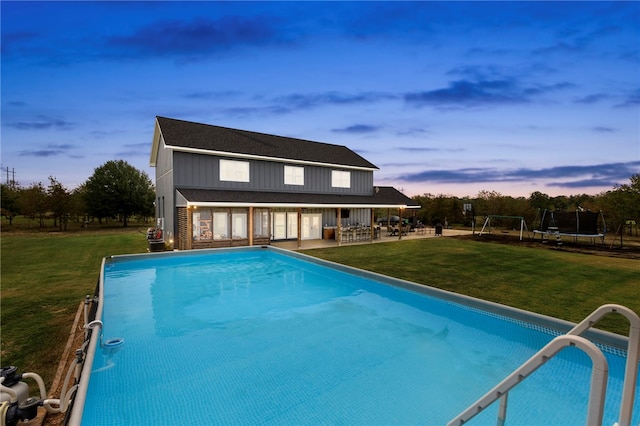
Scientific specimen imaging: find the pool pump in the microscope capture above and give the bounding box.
[1,366,41,426]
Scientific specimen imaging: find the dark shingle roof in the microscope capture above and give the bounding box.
[156,116,377,169]
[177,186,420,208]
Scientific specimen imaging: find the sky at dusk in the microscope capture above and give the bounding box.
[2,1,639,198]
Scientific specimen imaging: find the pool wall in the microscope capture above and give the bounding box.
[67,245,633,425]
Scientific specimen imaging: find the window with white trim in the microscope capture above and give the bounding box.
[220,159,249,182]
[331,170,351,188]
[231,209,247,239]
[213,211,229,240]
[284,165,304,186]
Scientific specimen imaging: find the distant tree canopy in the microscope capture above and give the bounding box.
[84,160,155,227]
[18,182,48,228]
[399,174,640,232]
[0,184,20,224]
[599,173,640,233]
[47,176,72,231]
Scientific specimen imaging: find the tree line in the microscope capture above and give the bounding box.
[2,159,638,236]
[1,160,155,230]
[389,174,640,235]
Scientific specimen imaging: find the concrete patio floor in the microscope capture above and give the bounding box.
[272,227,473,251]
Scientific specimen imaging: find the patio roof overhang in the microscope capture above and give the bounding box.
[176,187,420,210]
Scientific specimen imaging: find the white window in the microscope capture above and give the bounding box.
[284,165,304,186]
[331,170,351,188]
[213,211,228,240]
[192,210,212,241]
[220,159,249,182]
[231,210,247,239]
[253,209,270,238]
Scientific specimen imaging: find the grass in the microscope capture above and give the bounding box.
[1,225,638,393]
[1,227,148,388]
[303,238,640,336]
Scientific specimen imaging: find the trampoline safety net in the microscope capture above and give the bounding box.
[535,210,605,236]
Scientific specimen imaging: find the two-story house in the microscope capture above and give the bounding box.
[150,116,419,250]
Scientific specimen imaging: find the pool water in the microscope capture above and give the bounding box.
[81,249,639,425]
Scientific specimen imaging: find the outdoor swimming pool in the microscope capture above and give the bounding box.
[72,247,639,425]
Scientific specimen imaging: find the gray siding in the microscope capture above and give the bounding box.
[173,152,374,195]
[154,136,176,239]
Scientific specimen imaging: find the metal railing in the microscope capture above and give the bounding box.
[447,304,640,426]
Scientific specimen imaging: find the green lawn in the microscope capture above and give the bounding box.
[1,230,638,393]
[303,238,640,336]
[1,229,148,387]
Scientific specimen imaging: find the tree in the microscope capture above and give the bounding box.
[19,182,48,228]
[529,191,551,211]
[0,184,20,224]
[47,176,72,231]
[600,174,640,234]
[83,160,155,227]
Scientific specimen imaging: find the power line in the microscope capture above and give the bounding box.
[2,167,16,187]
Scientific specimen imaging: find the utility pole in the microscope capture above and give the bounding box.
[2,167,16,188]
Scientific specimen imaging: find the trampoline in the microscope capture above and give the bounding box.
[533,209,606,244]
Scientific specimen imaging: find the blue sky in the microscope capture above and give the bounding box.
[2,1,639,198]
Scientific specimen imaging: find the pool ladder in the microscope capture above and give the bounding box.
[447,304,640,426]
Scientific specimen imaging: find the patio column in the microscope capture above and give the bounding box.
[370,209,375,242]
[186,205,193,250]
[248,206,253,246]
[337,208,342,246]
[297,208,302,248]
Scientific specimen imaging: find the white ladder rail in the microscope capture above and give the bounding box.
[447,303,640,426]
[447,334,609,426]
[566,304,640,426]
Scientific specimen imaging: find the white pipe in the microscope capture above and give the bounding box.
[21,372,48,401]
[22,358,79,414]
[43,384,78,414]
[1,401,10,424]
[45,357,80,413]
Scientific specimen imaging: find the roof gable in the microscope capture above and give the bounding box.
[154,116,378,170]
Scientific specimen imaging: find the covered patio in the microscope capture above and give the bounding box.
[174,186,423,250]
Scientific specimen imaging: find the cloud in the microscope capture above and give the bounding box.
[397,161,640,190]
[592,126,616,133]
[404,78,573,108]
[275,91,396,110]
[116,142,151,157]
[546,178,620,188]
[6,116,74,130]
[332,124,380,134]
[614,89,640,108]
[398,147,440,153]
[184,90,241,100]
[212,91,397,119]
[105,16,293,59]
[18,143,77,157]
[0,30,40,56]
[396,127,429,137]
[574,93,610,104]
